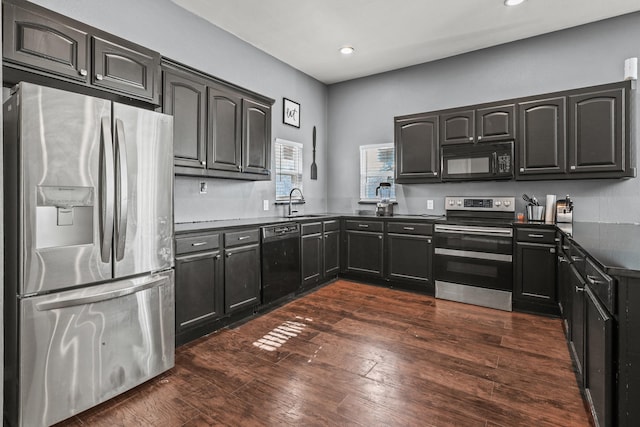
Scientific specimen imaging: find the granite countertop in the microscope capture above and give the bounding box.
[175,215,640,278]
[175,213,446,234]
[558,222,640,279]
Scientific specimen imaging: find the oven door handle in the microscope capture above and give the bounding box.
[434,248,512,262]
[434,224,513,237]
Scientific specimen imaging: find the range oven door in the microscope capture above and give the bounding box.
[433,224,513,291]
[441,141,513,181]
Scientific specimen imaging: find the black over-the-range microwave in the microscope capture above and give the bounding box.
[441,141,514,181]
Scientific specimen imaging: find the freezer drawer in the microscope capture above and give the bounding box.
[17,271,175,427]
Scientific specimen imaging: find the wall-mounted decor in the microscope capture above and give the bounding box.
[283,98,300,128]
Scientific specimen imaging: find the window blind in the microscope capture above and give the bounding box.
[360,143,396,201]
[275,138,303,200]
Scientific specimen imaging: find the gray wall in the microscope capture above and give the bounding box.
[327,12,640,224]
[31,0,329,223]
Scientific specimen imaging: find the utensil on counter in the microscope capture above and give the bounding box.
[310,126,317,180]
[522,194,540,206]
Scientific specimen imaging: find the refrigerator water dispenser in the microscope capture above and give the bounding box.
[36,186,94,248]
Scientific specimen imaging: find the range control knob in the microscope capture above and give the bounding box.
[457,201,462,206]
[495,201,502,207]
[449,200,455,206]
[504,200,511,207]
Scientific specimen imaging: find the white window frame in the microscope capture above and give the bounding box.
[359,143,396,202]
[275,138,304,201]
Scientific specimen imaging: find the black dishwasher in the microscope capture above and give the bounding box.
[261,223,301,305]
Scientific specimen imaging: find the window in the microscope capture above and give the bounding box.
[275,138,303,201]
[360,143,395,202]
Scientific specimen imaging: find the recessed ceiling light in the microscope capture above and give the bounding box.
[339,46,355,55]
[504,0,525,5]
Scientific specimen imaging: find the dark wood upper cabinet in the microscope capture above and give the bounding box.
[162,60,274,180]
[440,105,514,145]
[517,97,566,176]
[207,83,242,172]
[568,87,626,174]
[3,0,89,83]
[476,104,515,142]
[2,0,160,103]
[440,109,474,145]
[162,65,207,169]
[242,98,271,175]
[394,113,440,182]
[92,36,159,101]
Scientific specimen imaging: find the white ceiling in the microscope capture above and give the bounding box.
[172,0,640,84]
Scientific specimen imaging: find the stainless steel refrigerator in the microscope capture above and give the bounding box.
[3,82,175,427]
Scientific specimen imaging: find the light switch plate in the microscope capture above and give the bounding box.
[427,199,434,210]
[263,200,269,211]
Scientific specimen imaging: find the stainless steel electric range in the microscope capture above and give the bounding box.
[433,196,516,311]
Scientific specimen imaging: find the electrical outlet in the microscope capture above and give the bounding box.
[427,199,434,210]
[263,200,269,211]
[199,181,207,194]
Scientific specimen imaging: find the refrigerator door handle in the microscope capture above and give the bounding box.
[114,118,129,261]
[100,117,115,263]
[35,275,169,311]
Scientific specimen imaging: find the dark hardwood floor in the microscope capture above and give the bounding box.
[57,280,591,426]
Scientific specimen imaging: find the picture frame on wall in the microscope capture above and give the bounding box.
[283,98,300,128]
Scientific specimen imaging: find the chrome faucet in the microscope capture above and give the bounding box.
[288,187,304,217]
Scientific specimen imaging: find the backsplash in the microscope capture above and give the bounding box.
[174,176,327,223]
[329,178,640,224]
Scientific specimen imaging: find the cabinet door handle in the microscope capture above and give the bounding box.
[586,275,604,285]
[403,227,415,231]
[96,73,104,81]
[527,234,544,238]
[520,167,525,173]
[575,286,584,293]
[427,238,432,243]
[358,224,369,228]
[238,236,251,241]
[226,252,232,258]
[549,248,556,254]
[558,256,568,263]
[468,137,474,142]
[79,68,88,76]
[571,256,583,262]
[191,242,208,247]
[570,165,576,170]
[201,160,206,166]
[378,235,383,240]
[477,136,482,141]
[433,172,438,176]
[214,254,221,260]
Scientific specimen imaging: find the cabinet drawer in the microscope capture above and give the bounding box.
[345,220,383,232]
[323,220,340,232]
[176,233,220,254]
[387,222,433,236]
[225,229,259,247]
[301,222,322,236]
[585,258,615,313]
[569,244,586,276]
[516,228,556,244]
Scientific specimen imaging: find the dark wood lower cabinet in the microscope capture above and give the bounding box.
[175,250,224,345]
[344,230,384,278]
[301,232,322,289]
[570,264,586,381]
[323,229,340,276]
[224,243,261,313]
[386,233,432,291]
[585,286,613,427]
[514,242,558,314]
